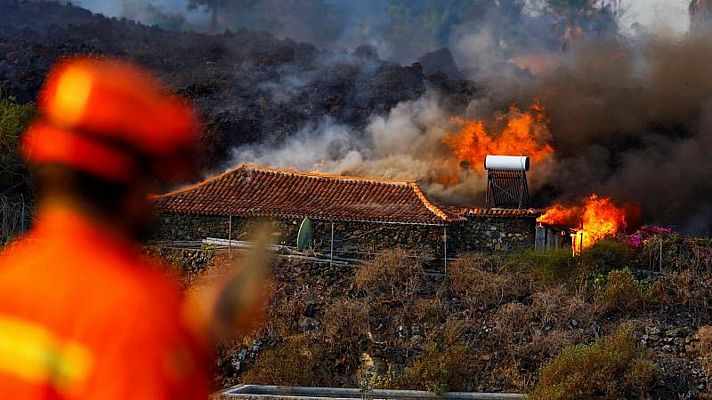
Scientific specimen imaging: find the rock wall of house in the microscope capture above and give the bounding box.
[449,216,536,253]
[152,213,537,262]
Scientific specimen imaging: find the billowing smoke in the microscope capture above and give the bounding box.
[232,89,552,207]
[233,95,453,179]
[232,118,359,171]
[524,34,712,234]
[232,28,712,234]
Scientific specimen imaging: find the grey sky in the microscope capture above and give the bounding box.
[623,0,689,36]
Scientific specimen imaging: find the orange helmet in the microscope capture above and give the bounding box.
[21,56,200,183]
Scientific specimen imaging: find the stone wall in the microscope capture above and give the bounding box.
[449,216,536,254]
[152,213,537,262]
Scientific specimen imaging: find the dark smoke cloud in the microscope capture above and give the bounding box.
[517,34,712,234]
[232,29,712,234]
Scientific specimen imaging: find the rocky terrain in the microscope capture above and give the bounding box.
[155,230,712,399]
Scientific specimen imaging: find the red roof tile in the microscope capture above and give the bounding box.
[152,165,462,225]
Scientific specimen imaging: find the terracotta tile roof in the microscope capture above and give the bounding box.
[458,208,543,218]
[152,164,463,225]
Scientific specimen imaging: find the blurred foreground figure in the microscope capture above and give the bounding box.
[0,57,220,399]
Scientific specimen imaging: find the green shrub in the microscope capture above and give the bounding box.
[515,249,576,283]
[580,238,634,274]
[638,234,712,272]
[0,95,35,194]
[0,95,34,140]
[530,325,659,400]
[595,269,646,315]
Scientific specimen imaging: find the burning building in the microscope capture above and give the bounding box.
[536,194,630,254]
[151,164,540,264]
[150,95,636,260]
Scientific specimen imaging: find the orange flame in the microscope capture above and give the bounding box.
[441,102,553,183]
[538,195,628,251]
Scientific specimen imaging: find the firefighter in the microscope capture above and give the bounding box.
[0,57,214,399]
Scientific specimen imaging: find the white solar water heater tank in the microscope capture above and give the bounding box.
[484,155,530,171]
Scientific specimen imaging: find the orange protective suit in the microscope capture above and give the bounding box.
[0,206,211,399]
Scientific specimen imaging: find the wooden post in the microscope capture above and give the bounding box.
[228,215,233,254]
[443,226,448,276]
[330,222,335,266]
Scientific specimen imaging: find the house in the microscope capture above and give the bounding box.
[151,164,541,262]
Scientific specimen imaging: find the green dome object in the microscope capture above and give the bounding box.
[296,217,313,252]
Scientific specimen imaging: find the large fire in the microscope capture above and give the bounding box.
[442,101,554,182]
[538,194,628,251]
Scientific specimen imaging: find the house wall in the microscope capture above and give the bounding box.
[151,213,536,262]
[450,216,536,253]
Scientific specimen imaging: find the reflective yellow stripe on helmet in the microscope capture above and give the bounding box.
[0,315,92,395]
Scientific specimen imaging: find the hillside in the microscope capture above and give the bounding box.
[160,231,712,399]
[4,2,712,397]
[0,0,475,173]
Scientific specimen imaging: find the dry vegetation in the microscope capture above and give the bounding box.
[448,253,533,310]
[169,232,712,398]
[241,335,335,386]
[530,325,659,400]
[595,269,647,316]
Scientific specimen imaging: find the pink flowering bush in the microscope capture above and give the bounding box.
[625,225,712,271]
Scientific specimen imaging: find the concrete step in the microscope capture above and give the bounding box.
[215,384,527,400]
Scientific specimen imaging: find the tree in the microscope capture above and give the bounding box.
[187,0,258,32]
[545,0,620,51]
[384,0,526,61]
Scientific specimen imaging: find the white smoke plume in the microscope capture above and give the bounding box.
[230,92,555,206]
